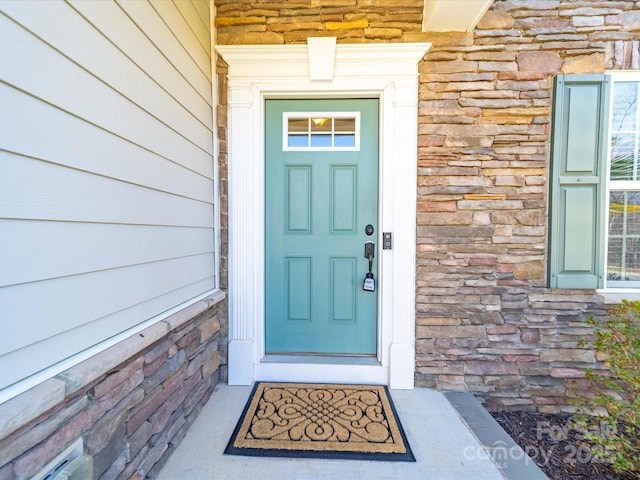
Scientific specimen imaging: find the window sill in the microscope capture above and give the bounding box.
[596,289,640,304]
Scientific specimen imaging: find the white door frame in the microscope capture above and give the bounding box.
[217,39,430,389]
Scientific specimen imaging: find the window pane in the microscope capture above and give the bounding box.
[612,82,637,132]
[610,82,640,181]
[288,118,308,132]
[611,134,637,180]
[310,118,331,132]
[310,134,331,147]
[334,118,355,132]
[334,134,355,147]
[607,191,640,283]
[288,134,308,147]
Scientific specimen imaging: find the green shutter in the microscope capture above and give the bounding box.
[549,75,610,289]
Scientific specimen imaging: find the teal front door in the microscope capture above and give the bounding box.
[265,99,379,355]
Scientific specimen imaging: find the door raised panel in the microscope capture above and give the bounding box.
[330,257,356,323]
[286,257,311,322]
[331,165,357,234]
[286,166,311,234]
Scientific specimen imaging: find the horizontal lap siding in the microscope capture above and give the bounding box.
[1,87,213,202]
[0,0,214,390]
[1,152,213,227]
[0,221,215,286]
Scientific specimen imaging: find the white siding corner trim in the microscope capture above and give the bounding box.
[217,40,430,389]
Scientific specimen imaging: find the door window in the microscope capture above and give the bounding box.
[283,112,360,151]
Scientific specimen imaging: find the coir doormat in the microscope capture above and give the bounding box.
[224,382,415,462]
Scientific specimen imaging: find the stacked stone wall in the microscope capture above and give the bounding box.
[214,0,425,44]
[217,54,230,383]
[214,0,640,412]
[416,0,640,412]
[0,297,226,480]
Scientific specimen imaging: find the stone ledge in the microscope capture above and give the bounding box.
[445,392,549,480]
[58,291,226,396]
[0,291,226,440]
[0,379,67,440]
[162,291,225,331]
[56,322,170,397]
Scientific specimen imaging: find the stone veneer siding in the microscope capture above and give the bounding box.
[0,293,227,480]
[415,0,639,412]
[215,0,640,413]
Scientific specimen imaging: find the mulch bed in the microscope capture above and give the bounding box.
[490,410,637,480]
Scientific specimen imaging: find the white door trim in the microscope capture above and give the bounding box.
[216,39,430,389]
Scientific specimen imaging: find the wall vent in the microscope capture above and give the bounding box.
[32,438,90,480]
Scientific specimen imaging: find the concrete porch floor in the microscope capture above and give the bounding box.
[158,383,548,480]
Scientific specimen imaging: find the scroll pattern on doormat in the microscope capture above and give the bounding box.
[224,382,415,461]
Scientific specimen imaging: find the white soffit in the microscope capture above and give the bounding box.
[423,0,494,32]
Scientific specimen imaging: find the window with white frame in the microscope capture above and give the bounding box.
[607,74,640,287]
[283,112,360,151]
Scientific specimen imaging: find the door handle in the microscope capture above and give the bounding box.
[363,241,375,291]
[364,241,375,261]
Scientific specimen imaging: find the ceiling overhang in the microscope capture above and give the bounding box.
[423,0,494,32]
